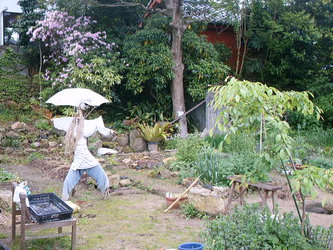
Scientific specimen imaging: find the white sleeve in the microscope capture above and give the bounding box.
[96,116,114,136]
[52,117,74,132]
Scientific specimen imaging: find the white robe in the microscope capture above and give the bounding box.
[53,116,113,171]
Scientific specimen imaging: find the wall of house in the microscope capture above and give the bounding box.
[201,24,238,70]
[0,0,22,46]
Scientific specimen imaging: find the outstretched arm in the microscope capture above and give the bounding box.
[96,116,115,136]
[52,117,74,132]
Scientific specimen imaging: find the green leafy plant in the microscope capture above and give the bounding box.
[175,133,209,164]
[193,146,270,186]
[203,204,332,250]
[291,166,333,233]
[210,77,324,234]
[0,48,32,104]
[0,168,20,182]
[181,203,208,219]
[27,152,45,163]
[35,119,52,130]
[1,137,21,148]
[138,122,172,142]
[307,156,333,170]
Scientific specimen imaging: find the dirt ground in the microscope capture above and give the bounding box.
[0,151,332,249]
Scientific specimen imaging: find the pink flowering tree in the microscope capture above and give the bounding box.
[27,10,121,99]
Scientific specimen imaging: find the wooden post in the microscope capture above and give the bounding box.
[272,191,276,210]
[20,193,27,250]
[226,182,236,211]
[71,220,76,250]
[11,183,17,242]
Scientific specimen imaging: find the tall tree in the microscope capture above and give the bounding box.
[99,0,218,137]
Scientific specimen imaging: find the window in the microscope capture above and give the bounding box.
[3,12,21,45]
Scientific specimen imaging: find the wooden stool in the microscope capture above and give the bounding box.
[11,182,77,250]
[225,176,282,212]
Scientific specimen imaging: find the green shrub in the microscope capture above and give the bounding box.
[204,134,225,149]
[175,133,209,164]
[220,133,256,153]
[307,156,333,169]
[193,147,270,186]
[0,47,32,104]
[287,111,322,130]
[165,136,182,150]
[111,121,133,133]
[203,204,332,250]
[297,128,333,148]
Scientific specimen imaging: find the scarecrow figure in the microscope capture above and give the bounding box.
[46,88,113,200]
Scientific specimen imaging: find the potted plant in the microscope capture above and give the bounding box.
[138,122,171,151]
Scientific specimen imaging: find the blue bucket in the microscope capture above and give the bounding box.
[178,242,204,250]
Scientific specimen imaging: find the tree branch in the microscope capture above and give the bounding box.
[98,1,147,9]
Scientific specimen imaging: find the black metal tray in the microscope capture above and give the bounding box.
[28,193,73,223]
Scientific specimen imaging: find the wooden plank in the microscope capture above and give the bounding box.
[25,233,71,241]
[227,176,282,191]
[25,219,76,231]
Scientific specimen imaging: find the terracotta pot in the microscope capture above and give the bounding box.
[165,195,188,209]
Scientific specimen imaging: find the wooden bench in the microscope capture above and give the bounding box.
[225,176,282,212]
[11,182,77,250]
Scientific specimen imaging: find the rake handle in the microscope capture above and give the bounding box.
[164,176,200,213]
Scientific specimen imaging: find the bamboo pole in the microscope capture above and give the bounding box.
[164,176,200,213]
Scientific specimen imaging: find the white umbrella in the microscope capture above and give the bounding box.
[46,88,110,107]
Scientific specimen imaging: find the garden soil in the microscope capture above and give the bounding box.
[0,151,332,249]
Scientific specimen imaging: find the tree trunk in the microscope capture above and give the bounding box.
[169,0,188,137]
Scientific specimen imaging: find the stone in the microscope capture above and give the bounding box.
[130,138,146,152]
[212,186,230,198]
[129,130,146,152]
[32,142,41,148]
[100,132,114,142]
[182,177,195,187]
[119,179,132,187]
[52,126,66,136]
[5,131,19,139]
[160,169,172,179]
[322,194,333,213]
[25,148,36,153]
[102,141,117,148]
[122,146,133,153]
[98,158,106,164]
[97,148,118,156]
[116,134,129,147]
[147,162,161,169]
[0,190,12,210]
[109,174,121,188]
[40,139,49,148]
[122,158,131,164]
[149,150,159,155]
[129,129,141,141]
[189,186,225,216]
[11,121,27,131]
[48,141,58,148]
[163,157,176,165]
